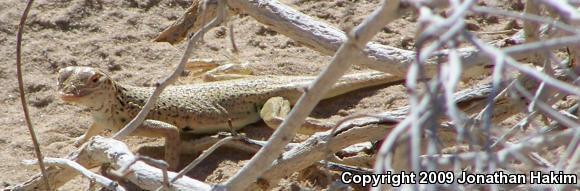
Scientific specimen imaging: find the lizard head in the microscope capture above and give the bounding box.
[57,66,116,105]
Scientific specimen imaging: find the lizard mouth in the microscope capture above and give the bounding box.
[59,92,88,102]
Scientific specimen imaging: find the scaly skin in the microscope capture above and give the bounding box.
[57,66,392,169]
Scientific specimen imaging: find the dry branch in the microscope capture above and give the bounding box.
[171,136,237,184]
[154,0,209,43]
[15,0,50,189]
[179,134,280,154]
[112,0,228,139]
[12,0,580,190]
[156,0,500,78]
[11,71,570,190]
[420,128,576,170]
[13,137,213,191]
[256,117,399,189]
[156,0,580,82]
[218,0,403,190]
[8,76,510,190]
[247,74,547,188]
[24,158,124,191]
[86,137,212,191]
[10,147,99,190]
[371,1,580,189]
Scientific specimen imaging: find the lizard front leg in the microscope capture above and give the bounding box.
[260,97,335,135]
[74,123,106,147]
[131,120,181,171]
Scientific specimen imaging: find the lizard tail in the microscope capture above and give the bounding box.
[324,72,397,99]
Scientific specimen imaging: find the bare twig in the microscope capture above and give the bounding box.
[113,0,227,139]
[15,0,51,190]
[11,68,538,190]
[321,113,400,185]
[471,6,580,35]
[172,136,237,183]
[467,32,580,97]
[419,128,576,170]
[490,111,538,149]
[159,0,504,79]
[24,158,125,191]
[258,115,400,188]
[112,155,171,190]
[220,0,402,190]
[513,82,580,166]
[14,1,580,190]
[539,0,580,22]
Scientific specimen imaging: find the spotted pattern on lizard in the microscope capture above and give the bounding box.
[57,66,393,169]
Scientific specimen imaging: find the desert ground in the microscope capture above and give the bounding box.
[1,0,565,190]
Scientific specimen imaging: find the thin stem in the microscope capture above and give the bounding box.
[16,0,51,190]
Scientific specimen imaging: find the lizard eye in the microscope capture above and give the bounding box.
[89,74,102,84]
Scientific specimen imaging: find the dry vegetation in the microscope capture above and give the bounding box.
[1,0,579,190]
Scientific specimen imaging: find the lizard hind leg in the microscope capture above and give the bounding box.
[186,58,253,82]
[131,120,181,171]
[260,97,335,135]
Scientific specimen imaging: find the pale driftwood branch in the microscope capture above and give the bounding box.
[255,78,529,188]
[156,0,580,83]
[13,1,579,188]
[157,0,499,78]
[11,137,213,190]
[85,136,212,191]
[219,0,403,190]
[157,0,408,76]
[23,158,125,191]
[261,67,574,190]
[257,117,399,189]
[223,0,417,77]
[11,135,269,190]
[9,139,110,190]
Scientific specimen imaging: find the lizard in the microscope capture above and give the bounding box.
[57,63,394,170]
